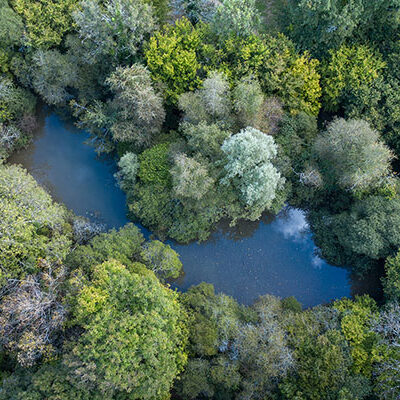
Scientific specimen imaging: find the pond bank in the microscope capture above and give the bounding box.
[9,110,379,306]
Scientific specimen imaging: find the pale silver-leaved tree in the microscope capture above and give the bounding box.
[220,127,284,211]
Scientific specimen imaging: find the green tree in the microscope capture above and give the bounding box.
[310,195,400,275]
[0,77,36,124]
[178,71,232,126]
[73,0,155,65]
[66,223,144,275]
[115,152,139,192]
[145,17,203,104]
[171,153,214,201]
[221,127,284,217]
[232,75,265,129]
[283,0,364,57]
[275,111,318,172]
[106,64,165,146]
[0,165,71,284]
[211,0,260,38]
[30,49,78,105]
[281,304,371,400]
[182,283,245,357]
[138,142,171,185]
[383,251,400,302]
[181,121,231,161]
[141,240,182,279]
[334,296,381,377]
[283,0,400,58]
[0,361,103,400]
[11,0,78,48]
[171,0,218,23]
[312,119,394,194]
[321,45,386,113]
[205,34,321,115]
[0,0,23,73]
[233,295,293,399]
[66,259,188,399]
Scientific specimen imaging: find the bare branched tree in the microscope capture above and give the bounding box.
[373,303,400,399]
[72,217,105,245]
[0,259,67,366]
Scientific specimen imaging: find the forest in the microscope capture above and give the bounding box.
[1,0,400,399]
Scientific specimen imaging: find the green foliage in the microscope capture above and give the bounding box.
[312,119,394,194]
[281,296,302,313]
[334,296,381,377]
[11,0,78,48]
[145,17,203,104]
[283,0,400,58]
[179,72,287,134]
[0,0,23,73]
[115,152,139,191]
[0,165,71,284]
[233,295,294,398]
[171,153,214,200]
[211,0,260,38]
[322,45,386,112]
[205,33,321,115]
[145,0,169,23]
[172,0,218,23]
[0,361,103,400]
[383,251,400,302]
[73,0,155,65]
[138,142,171,185]
[67,259,188,399]
[141,240,182,279]
[177,358,216,399]
[182,283,244,357]
[232,75,265,129]
[105,64,165,146]
[178,70,232,126]
[181,121,231,160]
[221,126,284,215]
[310,195,400,275]
[66,223,144,275]
[282,332,360,399]
[283,0,364,57]
[0,77,36,124]
[275,111,318,171]
[28,49,78,105]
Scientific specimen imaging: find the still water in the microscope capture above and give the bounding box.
[10,111,357,307]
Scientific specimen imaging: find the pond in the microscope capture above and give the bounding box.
[9,110,370,307]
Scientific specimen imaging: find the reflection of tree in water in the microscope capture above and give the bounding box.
[350,261,384,304]
[168,268,186,287]
[8,106,46,168]
[217,213,276,242]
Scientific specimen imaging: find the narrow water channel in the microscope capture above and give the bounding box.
[9,110,362,307]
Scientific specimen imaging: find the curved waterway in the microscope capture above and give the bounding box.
[9,111,374,307]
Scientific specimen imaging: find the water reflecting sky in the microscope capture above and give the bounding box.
[10,112,353,307]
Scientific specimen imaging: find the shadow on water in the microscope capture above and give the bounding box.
[8,110,381,307]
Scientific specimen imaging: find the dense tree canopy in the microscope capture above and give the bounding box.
[73,0,155,65]
[0,165,71,284]
[65,259,188,399]
[11,0,78,48]
[145,18,203,104]
[221,127,284,215]
[3,0,400,398]
[312,118,394,193]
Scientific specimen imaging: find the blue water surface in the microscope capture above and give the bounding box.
[10,112,353,307]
